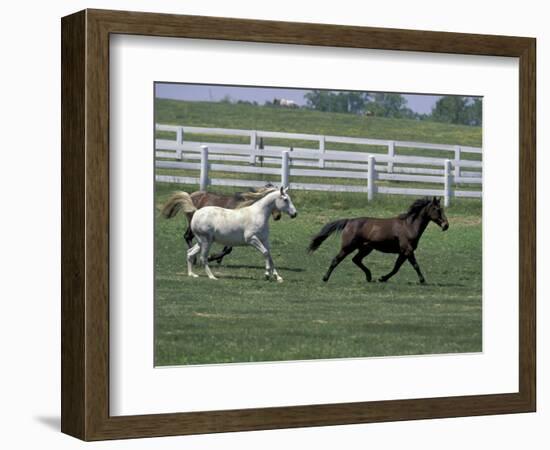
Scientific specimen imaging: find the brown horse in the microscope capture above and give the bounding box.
[308,197,449,284]
[162,186,281,263]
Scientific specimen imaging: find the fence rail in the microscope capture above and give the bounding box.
[155,125,482,206]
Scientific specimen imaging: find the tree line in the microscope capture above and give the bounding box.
[301,91,482,126]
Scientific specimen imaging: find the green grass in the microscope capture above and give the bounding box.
[156,99,482,148]
[154,99,482,365]
[154,183,482,366]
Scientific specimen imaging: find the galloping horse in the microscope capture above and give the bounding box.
[162,186,281,263]
[308,197,449,284]
[172,186,297,281]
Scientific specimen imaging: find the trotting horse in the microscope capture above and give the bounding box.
[162,186,281,263]
[308,197,449,284]
[173,186,297,281]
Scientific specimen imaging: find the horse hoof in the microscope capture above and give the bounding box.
[276,277,284,283]
[378,277,387,283]
[419,279,426,284]
[208,276,218,280]
[188,273,199,278]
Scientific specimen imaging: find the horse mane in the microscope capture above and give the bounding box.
[398,197,432,221]
[234,186,277,208]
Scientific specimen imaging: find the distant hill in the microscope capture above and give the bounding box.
[155,99,482,147]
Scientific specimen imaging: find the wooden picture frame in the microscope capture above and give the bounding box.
[61,9,536,441]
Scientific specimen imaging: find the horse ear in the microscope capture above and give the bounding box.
[280,186,284,195]
[283,187,289,194]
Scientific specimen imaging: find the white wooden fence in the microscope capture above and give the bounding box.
[155,125,482,206]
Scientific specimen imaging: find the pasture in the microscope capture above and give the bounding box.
[154,183,482,366]
[155,98,482,147]
[155,99,483,199]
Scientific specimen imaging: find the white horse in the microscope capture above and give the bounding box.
[279,98,298,108]
[180,187,297,281]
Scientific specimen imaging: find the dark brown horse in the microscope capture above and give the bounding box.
[162,186,281,263]
[308,197,449,284]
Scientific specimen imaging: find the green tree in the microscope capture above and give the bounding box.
[431,96,482,126]
[431,96,469,124]
[304,90,368,114]
[465,98,482,126]
[366,93,415,119]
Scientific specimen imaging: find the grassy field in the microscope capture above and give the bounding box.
[155,99,482,148]
[154,183,482,366]
[154,99,482,366]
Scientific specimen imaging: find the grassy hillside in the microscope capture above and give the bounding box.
[155,98,482,147]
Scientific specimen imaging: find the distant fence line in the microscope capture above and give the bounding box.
[155,125,483,206]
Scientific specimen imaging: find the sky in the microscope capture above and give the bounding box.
[155,83,445,114]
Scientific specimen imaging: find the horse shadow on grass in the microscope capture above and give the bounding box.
[381,281,466,288]
[221,264,304,273]
[417,282,466,288]
[213,274,259,281]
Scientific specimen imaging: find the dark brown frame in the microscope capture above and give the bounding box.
[61,9,536,441]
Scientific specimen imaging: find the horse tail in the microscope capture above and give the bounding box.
[308,219,349,253]
[161,191,197,218]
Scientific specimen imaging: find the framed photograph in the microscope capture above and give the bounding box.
[61,9,536,441]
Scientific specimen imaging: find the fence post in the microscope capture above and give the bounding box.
[281,150,290,188]
[454,145,461,180]
[387,141,395,173]
[176,126,184,160]
[367,155,376,201]
[249,131,257,165]
[319,136,326,169]
[258,137,264,167]
[200,145,209,191]
[444,159,452,207]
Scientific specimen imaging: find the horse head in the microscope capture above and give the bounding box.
[427,197,449,231]
[275,186,297,219]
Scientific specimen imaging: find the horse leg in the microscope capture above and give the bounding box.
[184,226,198,265]
[184,226,194,248]
[186,243,200,278]
[184,212,198,264]
[352,246,373,282]
[249,236,282,282]
[268,249,283,283]
[322,243,357,282]
[199,239,217,280]
[208,246,233,264]
[407,252,426,284]
[379,254,406,282]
